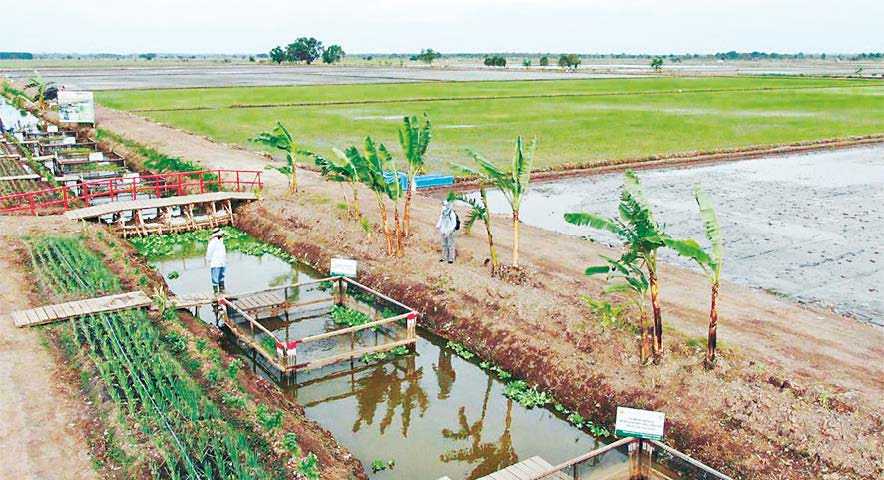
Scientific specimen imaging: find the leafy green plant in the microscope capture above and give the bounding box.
[282,432,301,456]
[222,392,247,409]
[227,358,244,379]
[371,458,395,473]
[447,188,499,273]
[256,403,283,431]
[503,380,553,408]
[445,341,476,360]
[297,452,321,480]
[331,305,372,327]
[565,171,668,363]
[162,332,188,353]
[453,136,536,266]
[251,122,306,195]
[398,114,432,236]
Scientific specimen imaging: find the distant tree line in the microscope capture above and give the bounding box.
[483,55,506,67]
[410,49,442,64]
[0,52,33,60]
[269,38,345,64]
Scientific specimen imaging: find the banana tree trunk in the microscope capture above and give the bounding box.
[376,195,392,255]
[639,307,651,365]
[350,182,361,220]
[480,189,499,273]
[393,202,404,257]
[288,163,298,195]
[512,210,520,267]
[649,266,663,357]
[705,280,719,369]
[403,178,415,237]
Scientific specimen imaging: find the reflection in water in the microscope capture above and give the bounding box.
[147,246,609,479]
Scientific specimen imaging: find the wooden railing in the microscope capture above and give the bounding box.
[218,276,418,373]
[0,169,263,215]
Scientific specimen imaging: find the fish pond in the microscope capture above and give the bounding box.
[135,227,616,479]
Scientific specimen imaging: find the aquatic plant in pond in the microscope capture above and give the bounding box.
[130,226,298,263]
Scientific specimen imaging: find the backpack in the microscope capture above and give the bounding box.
[454,212,461,231]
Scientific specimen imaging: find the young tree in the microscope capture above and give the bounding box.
[458,137,535,267]
[664,187,724,368]
[251,122,305,195]
[287,37,323,64]
[398,114,432,237]
[539,56,550,67]
[269,46,286,64]
[650,57,664,72]
[522,59,532,67]
[322,45,345,64]
[565,171,668,360]
[416,49,442,64]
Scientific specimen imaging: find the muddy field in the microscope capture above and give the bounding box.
[0,65,624,90]
[3,59,882,91]
[483,145,884,325]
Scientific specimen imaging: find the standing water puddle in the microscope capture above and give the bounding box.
[481,145,884,324]
[142,231,613,479]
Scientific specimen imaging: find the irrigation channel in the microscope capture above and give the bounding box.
[142,229,615,479]
[482,145,884,325]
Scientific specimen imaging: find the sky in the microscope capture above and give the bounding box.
[1,0,882,55]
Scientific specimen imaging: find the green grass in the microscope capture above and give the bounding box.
[96,77,884,173]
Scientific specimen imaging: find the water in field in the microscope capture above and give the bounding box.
[145,239,614,479]
[481,145,884,324]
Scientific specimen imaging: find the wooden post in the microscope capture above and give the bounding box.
[62,186,69,208]
[236,171,241,192]
[177,173,184,196]
[628,439,644,480]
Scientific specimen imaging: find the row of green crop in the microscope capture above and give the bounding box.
[445,340,611,438]
[28,235,277,479]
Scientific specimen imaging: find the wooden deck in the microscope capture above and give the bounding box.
[64,191,257,220]
[8,291,152,327]
[477,457,571,480]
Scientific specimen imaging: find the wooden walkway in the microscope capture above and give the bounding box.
[64,191,256,220]
[476,457,570,480]
[8,291,152,327]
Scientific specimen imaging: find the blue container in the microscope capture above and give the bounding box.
[383,172,454,190]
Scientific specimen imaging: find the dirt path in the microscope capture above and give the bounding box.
[0,218,97,480]
[97,106,884,479]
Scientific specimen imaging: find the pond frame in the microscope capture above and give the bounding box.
[218,275,418,375]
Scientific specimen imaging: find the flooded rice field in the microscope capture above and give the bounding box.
[146,236,610,479]
[0,65,619,91]
[484,145,884,325]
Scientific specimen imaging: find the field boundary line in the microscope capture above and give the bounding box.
[125,82,882,113]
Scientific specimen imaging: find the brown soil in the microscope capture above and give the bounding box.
[0,217,98,480]
[92,107,884,479]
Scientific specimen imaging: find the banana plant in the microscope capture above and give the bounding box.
[457,136,535,267]
[447,189,500,273]
[341,137,405,256]
[589,255,653,363]
[312,149,362,219]
[251,122,305,195]
[565,170,667,361]
[25,72,54,113]
[664,186,723,368]
[398,114,432,237]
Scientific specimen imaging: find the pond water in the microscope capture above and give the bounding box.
[481,145,884,325]
[145,238,613,479]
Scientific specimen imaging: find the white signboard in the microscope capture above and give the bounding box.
[88,152,104,161]
[62,136,76,145]
[615,407,665,440]
[330,258,358,277]
[57,91,95,124]
[47,125,58,133]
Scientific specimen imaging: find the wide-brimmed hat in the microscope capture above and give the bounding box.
[211,228,225,237]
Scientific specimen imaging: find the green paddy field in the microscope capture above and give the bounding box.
[97,76,884,172]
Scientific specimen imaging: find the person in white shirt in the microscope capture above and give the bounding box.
[206,228,227,293]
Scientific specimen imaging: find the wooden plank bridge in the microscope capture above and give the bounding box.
[7,291,152,327]
[64,191,257,236]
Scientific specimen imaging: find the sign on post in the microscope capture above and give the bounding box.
[615,407,665,440]
[330,258,358,277]
[88,152,104,161]
[57,91,95,124]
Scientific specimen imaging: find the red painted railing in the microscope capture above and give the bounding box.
[0,169,263,215]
